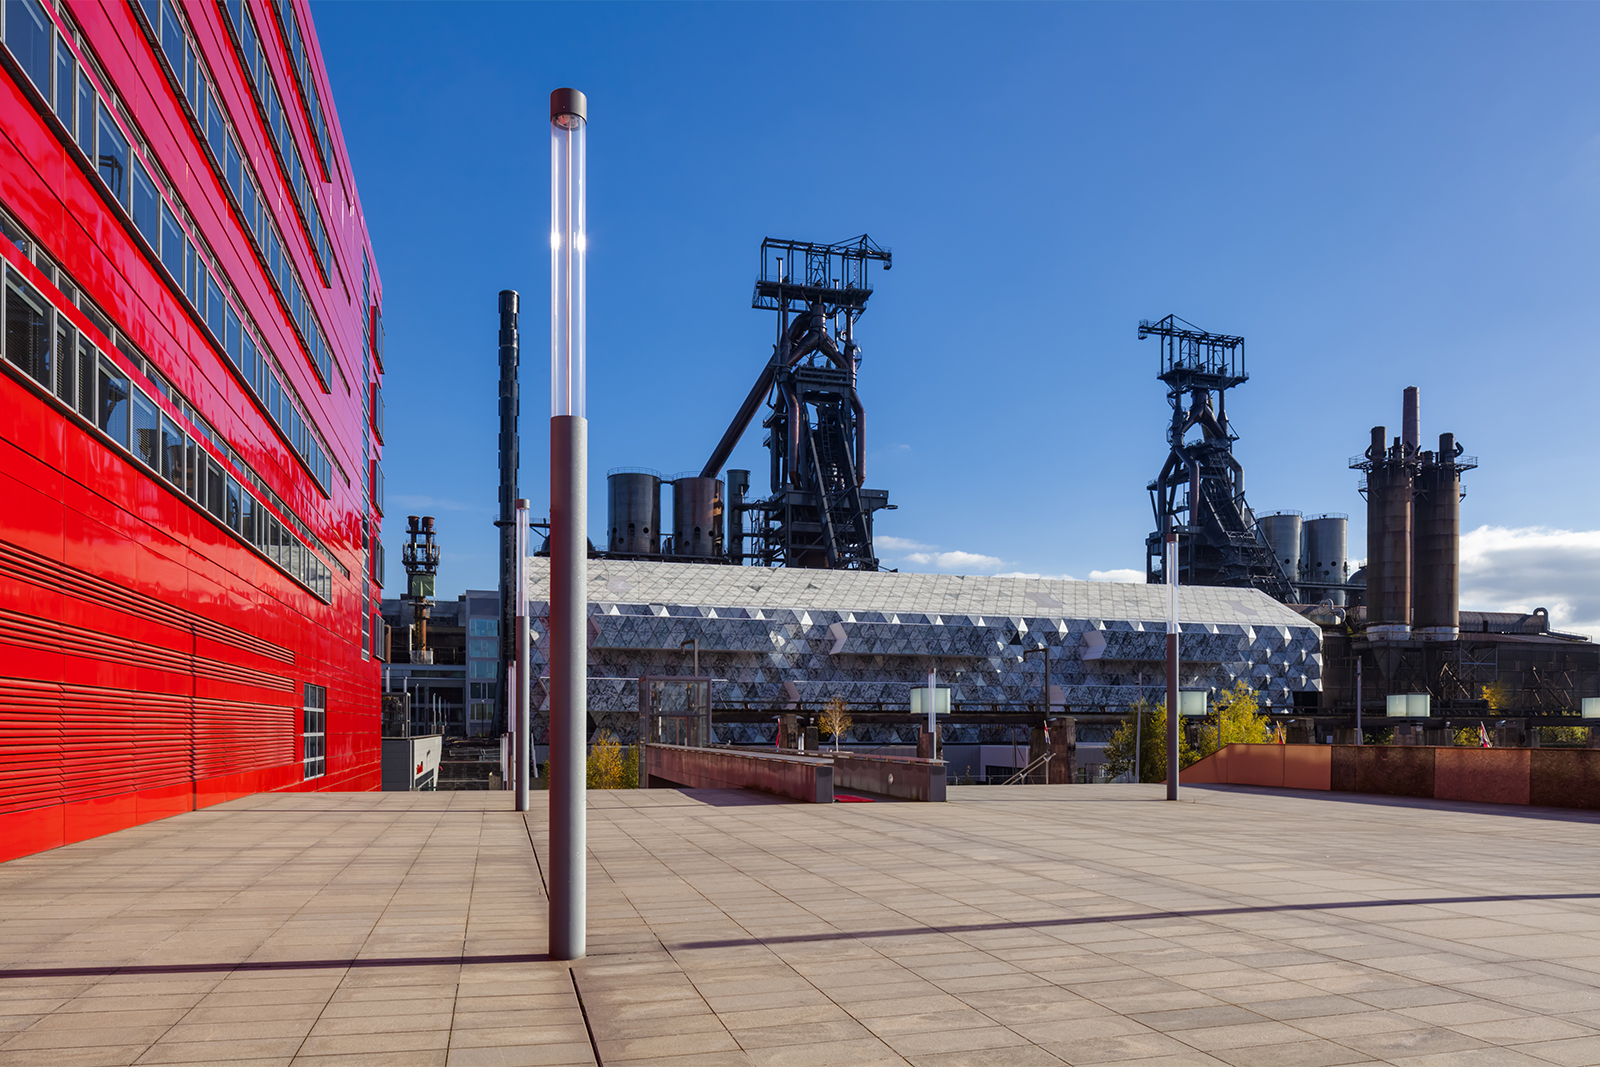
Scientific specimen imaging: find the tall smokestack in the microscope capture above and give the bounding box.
[497,290,519,733]
[1414,431,1463,639]
[1402,386,1420,454]
[1362,411,1413,639]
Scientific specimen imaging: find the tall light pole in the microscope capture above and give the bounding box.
[549,86,587,961]
[1166,522,1180,801]
[515,497,530,812]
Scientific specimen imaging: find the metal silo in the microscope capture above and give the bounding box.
[1257,512,1303,596]
[671,475,724,559]
[1304,514,1349,606]
[606,468,661,555]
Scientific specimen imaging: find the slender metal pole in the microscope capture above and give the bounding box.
[1166,530,1180,800]
[515,498,530,812]
[549,87,588,962]
[927,665,938,755]
[1355,657,1363,745]
[1134,706,1142,783]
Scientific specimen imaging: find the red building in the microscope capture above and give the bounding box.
[0,0,384,862]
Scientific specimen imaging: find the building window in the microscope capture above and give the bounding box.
[469,703,494,724]
[5,0,51,96]
[468,618,499,638]
[468,661,499,680]
[470,682,494,700]
[468,638,497,659]
[5,267,51,386]
[303,683,326,779]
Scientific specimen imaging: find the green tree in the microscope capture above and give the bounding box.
[1481,679,1513,711]
[1103,698,1198,783]
[1196,681,1274,756]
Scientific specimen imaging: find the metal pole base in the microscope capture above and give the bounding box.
[1166,632,1179,801]
[549,415,587,960]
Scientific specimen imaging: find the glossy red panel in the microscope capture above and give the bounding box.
[0,0,383,864]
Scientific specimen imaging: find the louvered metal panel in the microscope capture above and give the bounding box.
[0,678,64,815]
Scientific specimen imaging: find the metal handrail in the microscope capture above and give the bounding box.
[1000,752,1051,786]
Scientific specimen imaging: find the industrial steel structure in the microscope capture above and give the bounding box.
[1350,387,1476,641]
[0,0,385,862]
[401,516,441,663]
[604,236,896,571]
[1140,315,1294,600]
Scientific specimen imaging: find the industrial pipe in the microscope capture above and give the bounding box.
[497,290,519,739]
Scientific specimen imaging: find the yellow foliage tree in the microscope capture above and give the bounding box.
[1481,679,1513,711]
[586,730,638,789]
[1103,698,1198,783]
[1196,680,1273,756]
[820,697,853,752]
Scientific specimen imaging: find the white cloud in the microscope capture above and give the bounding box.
[996,568,1145,583]
[1459,525,1600,639]
[904,550,1007,572]
[876,535,936,552]
[1087,568,1145,584]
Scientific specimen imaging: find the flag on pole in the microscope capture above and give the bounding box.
[1479,723,1492,748]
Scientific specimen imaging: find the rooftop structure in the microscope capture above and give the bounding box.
[524,557,1322,742]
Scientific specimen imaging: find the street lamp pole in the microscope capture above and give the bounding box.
[514,498,530,812]
[1166,521,1180,801]
[548,86,588,962]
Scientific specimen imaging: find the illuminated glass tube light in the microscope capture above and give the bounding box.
[550,90,586,418]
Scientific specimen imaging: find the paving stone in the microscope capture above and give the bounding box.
[7,787,1600,1067]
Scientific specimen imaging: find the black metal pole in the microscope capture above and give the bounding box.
[497,291,519,741]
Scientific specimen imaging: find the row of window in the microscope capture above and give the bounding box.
[268,0,333,180]
[134,0,335,392]
[3,0,339,498]
[0,206,344,581]
[302,683,326,779]
[2,260,337,602]
[213,0,332,291]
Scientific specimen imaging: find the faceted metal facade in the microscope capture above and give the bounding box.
[526,560,1322,740]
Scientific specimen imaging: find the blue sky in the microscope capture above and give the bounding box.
[313,2,1600,634]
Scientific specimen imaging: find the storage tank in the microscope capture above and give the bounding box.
[671,475,724,559]
[1304,514,1349,606]
[1256,512,1303,594]
[606,468,661,555]
[1413,432,1462,639]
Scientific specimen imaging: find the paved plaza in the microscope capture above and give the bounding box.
[4,785,1600,1066]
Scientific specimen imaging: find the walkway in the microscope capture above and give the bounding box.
[4,785,1600,1065]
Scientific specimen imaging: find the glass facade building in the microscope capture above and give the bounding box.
[0,0,385,861]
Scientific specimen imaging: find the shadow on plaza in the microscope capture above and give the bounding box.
[6,890,1599,981]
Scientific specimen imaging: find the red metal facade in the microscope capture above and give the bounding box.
[0,0,383,863]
